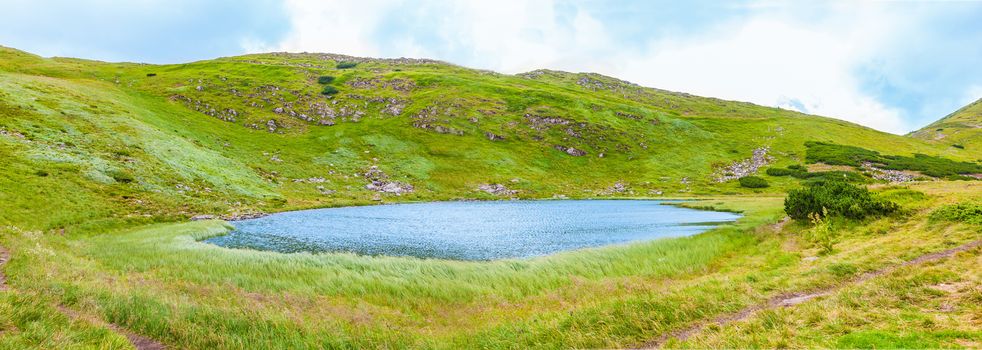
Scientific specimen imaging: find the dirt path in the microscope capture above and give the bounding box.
[0,245,9,291]
[1,244,163,349]
[642,239,982,348]
[57,305,166,350]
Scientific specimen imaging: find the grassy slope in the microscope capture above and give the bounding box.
[0,45,973,232]
[0,46,980,349]
[911,98,982,153]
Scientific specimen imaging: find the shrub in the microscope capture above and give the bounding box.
[804,141,982,179]
[336,61,357,69]
[952,144,965,149]
[784,180,898,221]
[929,203,982,225]
[787,164,806,171]
[317,76,335,84]
[766,167,794,176]
[321,85,339,96]
[739,176,769,188]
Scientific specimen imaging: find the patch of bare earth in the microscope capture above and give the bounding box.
[56,305,166,350]
[641,239,982,349]
[0,245,9,291]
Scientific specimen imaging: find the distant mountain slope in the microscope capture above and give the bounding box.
[0,45,973,231]
[911,98,982,153]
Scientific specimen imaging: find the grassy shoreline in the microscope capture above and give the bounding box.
[1,182,978,348]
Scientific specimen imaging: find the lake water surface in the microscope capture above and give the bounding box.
[204,200,741,260]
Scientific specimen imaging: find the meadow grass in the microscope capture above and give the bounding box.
[1,46,981,348]
[2,183,979,348]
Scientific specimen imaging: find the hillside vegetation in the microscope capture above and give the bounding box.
[0,46,980,349]
[1,46,977,232]
[911,98,982,151]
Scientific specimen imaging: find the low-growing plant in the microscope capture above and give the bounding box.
[929,202,982,225]
[807,208,838,255]
[738,176,769,188]
[321,85,340,95]
[317,76,335,84]
[787,164,806,171]
[784,180,898,221]
[952,144,965,149]
[765,167,794,176]
[336,61,357,69]
[805,141,982,179]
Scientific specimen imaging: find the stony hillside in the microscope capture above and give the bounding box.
[0,46,974,231]
[911,98,982,152]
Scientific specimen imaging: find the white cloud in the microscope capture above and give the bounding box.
[611,15,911,134]
[256,1,933,134]
[963,85,982,105]
[249,0,398,56]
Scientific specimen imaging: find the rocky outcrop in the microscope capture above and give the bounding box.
[861,162,915,183]
[363,166,414,195]
[599,181,629,195]
[477,183,518,196]
[713,147,773,182]
[485,131,504,141]
[554,145,587,156]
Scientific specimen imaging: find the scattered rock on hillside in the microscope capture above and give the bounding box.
[600,181,629,195]
[224,212,267,221]
[485,131,504,141]
[554,145,587,156]
[526,114,571,130]
[861,162,916,183]
[190,214,215,221]
[363,166,414,195]
[713,147,773,182]
[477,183,518,196]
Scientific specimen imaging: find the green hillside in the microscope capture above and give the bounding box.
[1,45,973,231]
[911,98,982,152]
[1,46,980,349]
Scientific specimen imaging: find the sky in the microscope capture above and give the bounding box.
[1,0,980,134]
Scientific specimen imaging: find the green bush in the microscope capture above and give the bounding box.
[336,61,357,69]
[804,141,982,179]
[738,176,769,188]
[765,167,794,176]
[317,76,335,84]
[952,144,965,149]
[784,180,898,221]
[787,164,806,171]
[321,85,339,96]
[929,203,982,225]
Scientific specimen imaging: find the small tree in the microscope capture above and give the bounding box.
[336,61,357,69]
